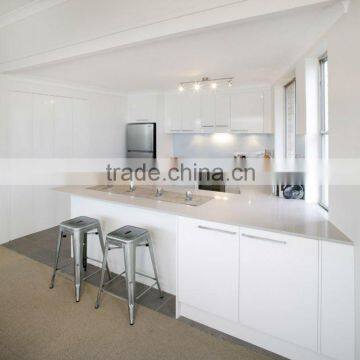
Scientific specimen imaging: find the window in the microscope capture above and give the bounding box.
[319,55,329,210]
[284,79,296,158]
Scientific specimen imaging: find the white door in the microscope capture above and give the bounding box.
[231,91,264,132]
[33,94,54,158]
[178,217,239,321]
[181,92,201,131]
[54,96,73,158]
[165,93,181,131]
[215,91,230,129]
[239,228,319,352]
[200,89,216,130]
[73,99,90,157]
[8,91,33,158]
[320,241,355,360]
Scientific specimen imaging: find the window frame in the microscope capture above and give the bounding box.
[319,54,329,211]
[284,78,297,159]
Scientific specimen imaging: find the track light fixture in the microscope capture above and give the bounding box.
[177,77,234,92]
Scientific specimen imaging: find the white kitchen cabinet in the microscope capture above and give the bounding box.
[165,92,181,131]
[128,93,158,123]
[230,90,264,132]
[200,90,216,130]
[239,228,319,352]
[215,91,230,129]
[54,96,73,158]
[181,92,201,131]
[8,91,33,158]
[72,98,90,157]
[33,94,54,158]
[320,241,355,360]
[178,217,239,321]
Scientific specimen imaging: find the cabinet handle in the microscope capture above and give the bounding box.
[202,125,214,128]
[198,225,237,235]
[241,233,287,244]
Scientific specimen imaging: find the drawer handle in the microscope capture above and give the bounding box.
[241,233,287,244]
[198,225,237,235]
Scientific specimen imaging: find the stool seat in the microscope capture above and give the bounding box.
[107,226,148,243]
[60,216,99,231]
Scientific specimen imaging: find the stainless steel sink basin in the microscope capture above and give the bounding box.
[87,185,212,206]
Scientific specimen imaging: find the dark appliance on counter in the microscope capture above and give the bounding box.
[126,122,156,158]
[272,172,305,200]
[198,170,226,192]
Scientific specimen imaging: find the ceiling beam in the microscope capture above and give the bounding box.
[0,0,336,73]
[0,0,68,29]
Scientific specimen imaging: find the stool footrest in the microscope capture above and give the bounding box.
[86,257,103,264]
[135,271,156,281]
[136,281,158,300]
[103,271,126,287]
[56,259,73,271]
[82,268,102,281]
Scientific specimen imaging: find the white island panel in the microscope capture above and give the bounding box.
[71,195,177,294]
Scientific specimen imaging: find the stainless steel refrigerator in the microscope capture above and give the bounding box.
[126,122,157,158]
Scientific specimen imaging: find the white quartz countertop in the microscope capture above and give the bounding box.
[55,185,352,245]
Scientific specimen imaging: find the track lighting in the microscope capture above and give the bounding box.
[177,76,234,92]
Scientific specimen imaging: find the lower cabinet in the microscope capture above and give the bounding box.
[177,217,239,321]
[239,228,319,352]
[320,241,355,360]
[177,217,355,360]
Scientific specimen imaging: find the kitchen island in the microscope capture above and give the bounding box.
[55,185,354,360]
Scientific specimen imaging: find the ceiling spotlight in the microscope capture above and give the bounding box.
[194,82,201,91]
[178,84,184,92]
[211,82,217,89]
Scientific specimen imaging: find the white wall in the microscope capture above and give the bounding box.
[325,2,360,357]
[0,75,127,242]
[274,1,360,356]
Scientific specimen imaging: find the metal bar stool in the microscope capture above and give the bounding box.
[49,216,111,302]
[95,225,163,325]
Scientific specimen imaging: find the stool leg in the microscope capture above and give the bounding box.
[97,225,112,280]
[123,243,136,325]
[95,239,109,309]
[83,232,87,272]
[49,229,63,289]
[147,234,163,298]
[73,231,83,302]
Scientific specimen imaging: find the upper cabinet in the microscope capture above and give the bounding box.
[165,92,182,131]
[164,86,272,134]
[181,92,201,131]
[230,90,264,132]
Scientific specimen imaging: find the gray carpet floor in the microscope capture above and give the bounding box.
[0,246,283,360]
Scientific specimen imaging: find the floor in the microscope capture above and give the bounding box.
[2,227,287,360]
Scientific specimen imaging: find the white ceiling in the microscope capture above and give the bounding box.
[14,1,343,93]
[0,0,35,16]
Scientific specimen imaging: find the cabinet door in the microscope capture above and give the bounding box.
[128,93,158,122]
[215,91,230,129]
[239,228,318,352]
[73,99,90,157]
[178,217,239,321]
[200,90,216,130]
[8,91,33,158]
[33,94,54,158]
[54,97,73,158]
[165,93,181,131]
[181,93,201,131]
[231,91,264,132]
[321,242,354,360]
